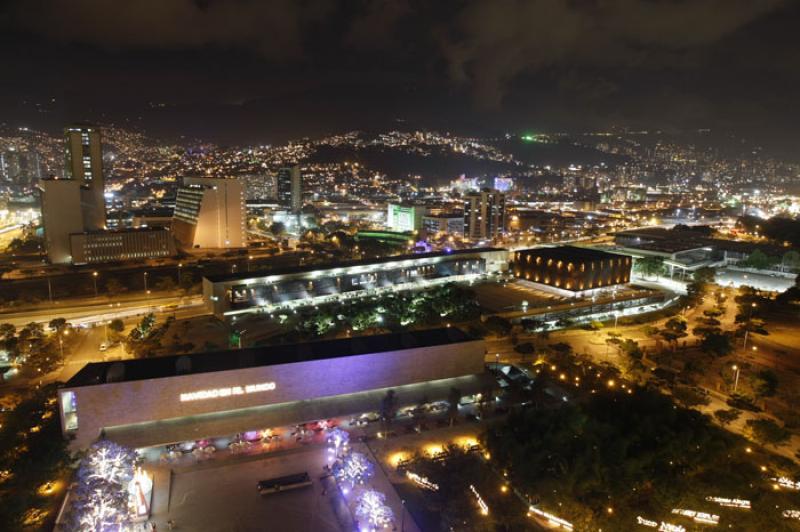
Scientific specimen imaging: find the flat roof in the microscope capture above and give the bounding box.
[515,245,629,262]
[65,328,476,388]
[205,247,505,284]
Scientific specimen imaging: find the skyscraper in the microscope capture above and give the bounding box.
[64,126,105,230]
[464,190,506,240]
[40,126,106,263]
[172,176,246,249]
[277,165,302,213]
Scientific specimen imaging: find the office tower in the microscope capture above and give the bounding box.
[463,189,506,240]
[65,126,105,230]
[172,176,246,249]
[386,203,425,232]
[277,165,302,213]
[40,178,84,263]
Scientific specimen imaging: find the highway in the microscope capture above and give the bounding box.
[0,293,207,328]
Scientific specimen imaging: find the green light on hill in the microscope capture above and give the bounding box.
[521,134,535,142]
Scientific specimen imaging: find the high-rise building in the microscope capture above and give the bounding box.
[277,165,302,213]
[64,126,105,230]
[464,190,506,240]
[40,178,84,263]
[172,176,246,249]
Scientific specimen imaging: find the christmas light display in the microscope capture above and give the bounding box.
[406,471,439,491]
[469,484,489,516]
[335,452,374,487]
[671,508,719,525]
[704,496,750,509]
[355,489,394,531]
[327,428,350,458]
[528,506,574,530]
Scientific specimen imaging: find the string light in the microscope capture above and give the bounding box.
[470,484,489,516]
[406,471,438,491]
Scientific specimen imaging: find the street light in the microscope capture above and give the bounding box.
[143,272,149,295]
[732,365,741,394]
[177,263,183,286]
[92,271,98,297]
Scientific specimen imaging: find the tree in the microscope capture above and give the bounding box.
[660,317,687,350]
[108,319,125,334]
[746,418,790,446]
[447,387,461,425]
[782,250,800,272]
[379,389,398,426]
[634,256,666,279]
[484,316,512,337]
[699,331,734,357]
[714,408,741,426]
[740,249,775,270]
[269,221,286,236]
[672,385,711,407]
[752,369,778,398]
[514,342,535,359]
[48,318,67,332]
[104,278,127,296]
[0,323,16,341]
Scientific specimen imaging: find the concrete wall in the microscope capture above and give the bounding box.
[61,338,486,448]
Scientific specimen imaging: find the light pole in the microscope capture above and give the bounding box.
[743,302,756,352]
[143,272,149,295]
[614,312,619,330]
[92,271,98,297]
[177,263,183,286]
[46,276,53,303]
[732,364,741,394]
[247,255,253,272]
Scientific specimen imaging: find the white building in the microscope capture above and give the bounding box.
[173,176,246,249]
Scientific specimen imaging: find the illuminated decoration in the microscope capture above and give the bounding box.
[355,489,394,531]
[406,471,439,491]
[528,506,573,530]
[327,428,350,458]
[128,467,153,519]
[179,381,276,402]
[335,452,374,487]
[67,440,139,530]
[636,516,686,532]
[772,476,800,490]
[783,509,800,520]
[705,496,750,509]
[671,509,719,525]
[470,484,489,516]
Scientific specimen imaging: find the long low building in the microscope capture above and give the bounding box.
[58,328,488,449]
[202,247,509,318]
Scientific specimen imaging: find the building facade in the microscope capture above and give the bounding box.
[422,214,464,235]
[59,328,487,449]
[203,247,509,318]
[386,203,425,233]
[511,246,632,294]
[70,228,176,265]
[39,178,84,264]
[277,165,302,213]
[172,176,246,249]
[464,190,506,240]
[65,126,105,231]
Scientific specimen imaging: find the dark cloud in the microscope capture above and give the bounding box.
[9,0,334,61]
[1,0,798,149]
[441,0,785,108]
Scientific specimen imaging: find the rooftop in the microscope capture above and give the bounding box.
[65,327,476,388]
[515,245,629,262]
[205,247,506,283]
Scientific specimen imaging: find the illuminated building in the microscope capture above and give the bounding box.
[422,214,464,235]
[203,247,508,318]
[464,190,506,240]
[58,328,489,449]
[65,126,105,231]
[172,176,246,249]
[511,246,631,294]
[277,165,302,213]
[70,228,176,265]
[40,125,107,264]
[386,203,425,232]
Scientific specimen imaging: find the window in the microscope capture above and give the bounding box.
[61,391,78,431]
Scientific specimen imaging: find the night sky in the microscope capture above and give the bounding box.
[1,0,798,151]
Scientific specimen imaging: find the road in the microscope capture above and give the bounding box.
[0,293,206,328]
